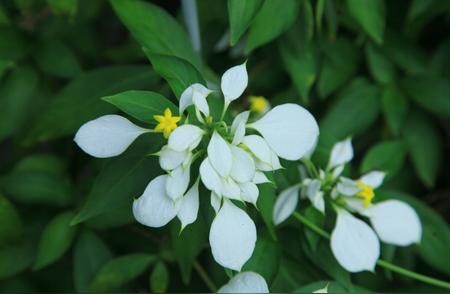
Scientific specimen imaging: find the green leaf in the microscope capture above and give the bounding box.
[317,39,360,98]
[346,0,385,44]
[0,4,10,25]
[33,211,78,270]
[401,76,450,118]
[377,190,450,276]
[34,40,82,78]
[89,253,156,292]
[303,206,325,251]
[24,65,158,145]
[302,240,353,290]
[365,42,396,84]
[111,0,201,69]
[381,84,409,136]
[243,235,281,284]
[0,27,27,61]
[320,78,380,140]
[257,183,277,240]
[150,261,169,293]
[228,0,263,46]
[246,0,299,53]
[73,230,113,293]
[402,111,442,188]
[279,22,317,103]
[103,90,177,124]
[0,59,12,79]
[0,195,23,247]
[47,0,77,16]
[0,236,35,279]
[171,216,207,284]
[382,31,427,75]
[2,172,73,207]
[72,136,162,224]
[360,140,407,177]
[12,154,66,175]
[0,67,39,140]
[146,53,206,99]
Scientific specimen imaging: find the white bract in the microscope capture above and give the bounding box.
[272,138,422,273]
[74,62,319,271]
[218,271,269,293]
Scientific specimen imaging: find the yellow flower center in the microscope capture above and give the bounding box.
[356,180,374,207]
[249,96,269,113]
[153,108,180,138]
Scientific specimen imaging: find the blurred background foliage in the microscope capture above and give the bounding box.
[0,0,449,292]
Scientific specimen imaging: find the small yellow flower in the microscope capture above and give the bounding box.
[356,180,374,207]
[249,96,269,113]
[153,108,181,138]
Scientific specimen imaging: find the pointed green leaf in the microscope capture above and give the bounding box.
[228,0,263,45]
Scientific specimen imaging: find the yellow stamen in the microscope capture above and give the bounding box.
[153,108,180,138]
[356,180,374,207]
[249,96,269,113]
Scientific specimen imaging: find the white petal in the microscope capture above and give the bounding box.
[240,182,259,205]
[74,115,147,158]
[242,135,272,164]
[179,83,211,114]
[312,192,325,213]
[221,63,248,104]
[304,179,325,213]
[273,186,300,225]
[177,181,199,229]
[221,177,242,201]
[166,162,191,200]
[168,124,203,152]
[336,178,360,196]
[332,165,345,178]
[360,171,385,189]
[329,138,353,168]
[231,111,250,145]
[132,175,179,227]
[218,271,269,293]
[230,146,255,183]
[211,192,222,214]
[159,145,189,171]
[331,210,380,272]
[313,284,329,293]
[253,172,270,184]
[250,104,319,160]
[344,198,367,214]
[367,200,422,246]
[200,158,222,195]
[208,132,232,177]
[209,200,256,271]
[193,88,210,117]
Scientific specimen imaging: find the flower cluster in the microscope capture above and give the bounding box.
[273,138,422,272]
[74,63,319,272]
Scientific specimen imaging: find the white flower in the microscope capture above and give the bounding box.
[218,271,269,293]
[210,200,256,271]
[328,138,353,169]
[75,62,320,272]
[221,62,248,107]
[273,185,300,225]
[331,209,380,272]
[74,115,148,158]
[313,283,329,293]
[179,83,213,116]
[249,104,319,161]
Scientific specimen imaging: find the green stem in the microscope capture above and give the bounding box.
[193,261,218,292]
[292,211,450,290]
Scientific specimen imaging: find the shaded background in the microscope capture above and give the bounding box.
[0,0,449,292]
